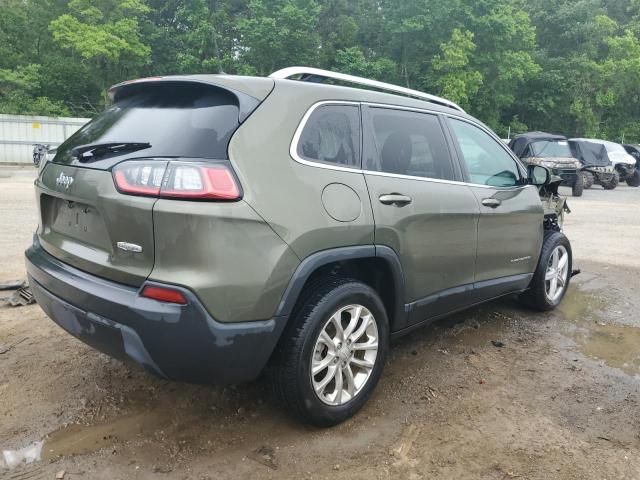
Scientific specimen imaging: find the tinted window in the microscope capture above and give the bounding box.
[625,145,640,160]
[55,83,240,165]
[531,140,572,158]
[365,108,454,181]
[449,119,521,187]
[297,105,361,167]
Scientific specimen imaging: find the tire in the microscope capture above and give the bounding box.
[571,172,583,197]
[626,169,640,187]
[602,172,619,190]
[520,231,572,311]
[269,277,389,426]
[582,171,594,189]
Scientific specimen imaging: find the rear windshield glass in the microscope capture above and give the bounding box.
[54,83,239,164]
[530,140,572,158]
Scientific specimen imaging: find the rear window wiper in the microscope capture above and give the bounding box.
[72,142,151,161]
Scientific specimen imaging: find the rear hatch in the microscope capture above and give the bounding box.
[36,78,270,286]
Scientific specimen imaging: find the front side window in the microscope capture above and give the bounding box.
[365,107,455,181]
[449,118,521,187]
[296,104,361,167]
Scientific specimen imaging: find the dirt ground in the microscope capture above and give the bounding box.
[1,169,639,480]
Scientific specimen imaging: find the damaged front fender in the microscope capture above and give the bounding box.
[540,176,569,230]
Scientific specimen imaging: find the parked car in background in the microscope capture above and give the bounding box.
[623,144,640,161]
[509,132,583,196]
[25,67,573,426]
[32,144,50,168]
[570,139,638,189]
[569,139,613,189]
[623,144,640,186]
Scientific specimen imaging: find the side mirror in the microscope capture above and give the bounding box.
[527,164,550,186]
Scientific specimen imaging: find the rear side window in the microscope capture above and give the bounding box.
[448,118,521,187]
[55,83,240,164]
[296,104,361,167]
[364,107,455,181]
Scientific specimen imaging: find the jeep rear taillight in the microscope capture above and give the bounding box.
[161,163,240,200]
[113,161,166,196]
[112,160,241,201]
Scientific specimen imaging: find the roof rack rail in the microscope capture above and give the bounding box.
[269,66,465,113]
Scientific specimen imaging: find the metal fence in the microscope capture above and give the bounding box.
[0,114,90,164]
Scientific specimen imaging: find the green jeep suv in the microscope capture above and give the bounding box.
[25,67,572,426]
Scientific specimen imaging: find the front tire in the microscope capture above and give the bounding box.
[270,278,389,426]
[521,231,572,311]
[582,171,594,189]
[626,169,640,187]
[571,172,584,197]
[602,172,619,190]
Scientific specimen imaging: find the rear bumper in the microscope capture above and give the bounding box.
[25,240,286,384]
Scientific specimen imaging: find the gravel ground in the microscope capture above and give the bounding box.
[1,171,639,480]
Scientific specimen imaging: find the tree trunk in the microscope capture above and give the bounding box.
[210,0,224,73]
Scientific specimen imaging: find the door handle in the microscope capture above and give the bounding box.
[379,194,412,207]
[481,198,502,208]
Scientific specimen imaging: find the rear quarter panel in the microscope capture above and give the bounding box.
[150,199,300,323]
[227,81,375,259]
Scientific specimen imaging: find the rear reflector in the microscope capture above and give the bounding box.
[141,285,188,305]
[112,160,241,200]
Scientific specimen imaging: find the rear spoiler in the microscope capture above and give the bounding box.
[108,76,274,123]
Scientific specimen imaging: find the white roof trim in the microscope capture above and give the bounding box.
[269,66,465,113]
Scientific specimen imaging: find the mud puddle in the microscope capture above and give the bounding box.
[558,286,608,323]
[430,284,640,379]
[560,287,640,377]
[37,389,312,466]
[573,322,640,376]
[42,409,168,460]
[435,301,525,351]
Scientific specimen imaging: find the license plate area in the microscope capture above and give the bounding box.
[41,194,111,250]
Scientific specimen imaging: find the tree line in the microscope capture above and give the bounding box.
[1,0,639,142]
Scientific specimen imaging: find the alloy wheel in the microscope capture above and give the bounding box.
[310,304,379,406]
[545,245,569,302]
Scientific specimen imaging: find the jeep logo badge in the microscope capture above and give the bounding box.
[56,172,74,189]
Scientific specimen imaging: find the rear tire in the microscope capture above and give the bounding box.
[269,277,389,427]
[626,169,640,187]
[602,172,619,190]
[571,173,583,197]
[521,231,572,311]
[582,171,594,189]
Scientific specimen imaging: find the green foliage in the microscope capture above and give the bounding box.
[432,29,483,110]
[49,0,150,63]
[334,47,396,80]
[0,65,71,116]
[236,0,322,75]
[0,0,639,141]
